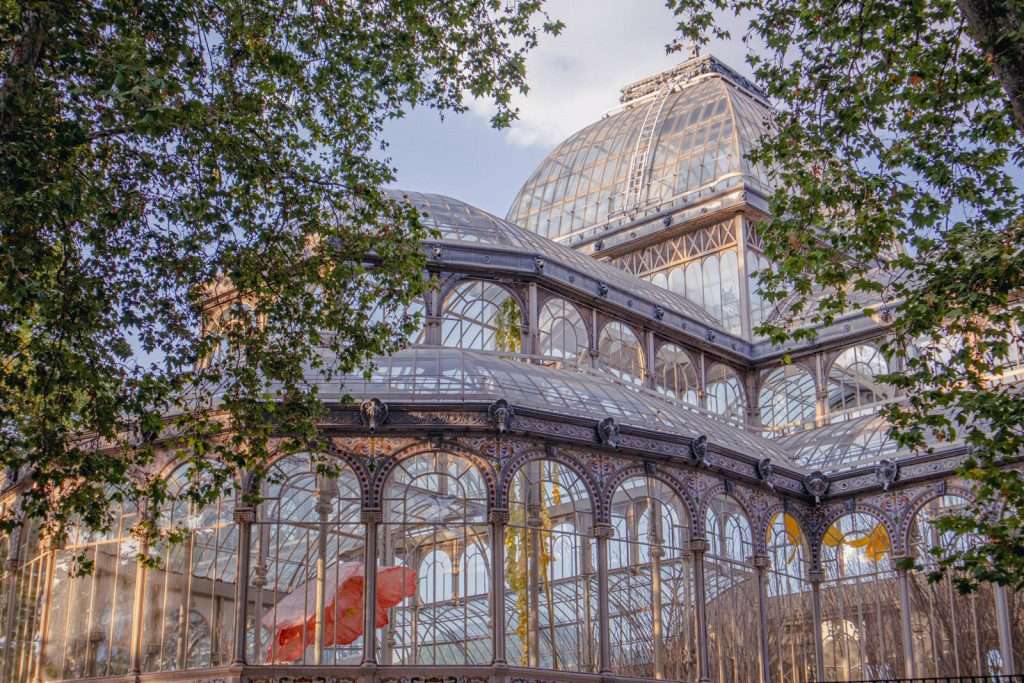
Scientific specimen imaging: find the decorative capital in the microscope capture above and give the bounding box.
[687,538,708,554]
[751,554,770,570]
[233,506,256,524]
[591,523,614,539]
[488,399,515,434]
[360,508,383,524]
[807,568,824,583]
[596,417,621,449]
[488,508,510,525]
[359,398,389,432]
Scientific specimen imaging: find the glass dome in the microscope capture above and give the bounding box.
[506,56,772,242]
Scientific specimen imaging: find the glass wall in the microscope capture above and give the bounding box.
[908,495,1003,675]
[608,476,696,680]
[442,281,523,352]
[760,366,817,437]
[827,345,891,420]
[4,520,48,683]
[141,468,237,672]
[43,501,139,680]
[538,297,589,363]
[381,451,491,665]
[653,344,700,406]
[506,460,597,672]
[706,363,746,422]
[765,512,816,683]
[704,494,760,683]
[820,512,901,680]
[598,321,645,386]
[250,454,364,665]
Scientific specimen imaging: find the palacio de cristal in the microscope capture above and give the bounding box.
[3,54,1023,683]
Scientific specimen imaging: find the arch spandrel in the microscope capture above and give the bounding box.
[368,440,499,511]
[898,481,975,555]
[601,464,699,537]
[499,447,602,521]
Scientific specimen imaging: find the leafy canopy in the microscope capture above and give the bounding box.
[0,0,562,546]
[666,0,1024,589]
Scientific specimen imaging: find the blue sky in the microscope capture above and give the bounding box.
[382,0,751,219]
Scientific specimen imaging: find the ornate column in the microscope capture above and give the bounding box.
[995,583,1016,674]
[808,568,826,683]
[362,508,382,667]
[231,502,255,666]
[314,479,336,664]
[690,537,711,683]
[593,522,613,674]
[893,555,916,678]
[650,504,665,680]
[127,506,152,677]
[752,554,771,683]
[489,508,508,667]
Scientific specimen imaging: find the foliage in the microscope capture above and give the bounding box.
[666,0,1024,589]
[0,0,561,549]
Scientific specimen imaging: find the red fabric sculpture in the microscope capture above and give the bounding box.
[264,561,416,662]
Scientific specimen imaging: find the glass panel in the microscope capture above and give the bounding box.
[538,297,589,363]
[608,477,696,679]
[653,343,699,406]
[820,513,902,680]
[908,496,1004,675]
[706,363,746,423]
[442,281,522,352]
[140,469,237,672]
[827,344,892,421]
[766,513,816,682]
[380,452,491,665]
[704,494,759,683]
[759,366,817,437]
[598,321,645,386]
[506,460,596,672]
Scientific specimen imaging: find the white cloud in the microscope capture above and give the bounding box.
[472,1,753,149]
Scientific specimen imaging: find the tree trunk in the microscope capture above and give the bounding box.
[957,0,1024,135]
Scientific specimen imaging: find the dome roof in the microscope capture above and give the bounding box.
[388,189,724,329]
[506,55,772,244]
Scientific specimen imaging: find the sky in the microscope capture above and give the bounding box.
[382,0,752,219]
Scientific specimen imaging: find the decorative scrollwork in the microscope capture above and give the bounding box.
[803,470,830,503]
[689,434,709,466]
[756,457,775,489]
[874,458,899,491]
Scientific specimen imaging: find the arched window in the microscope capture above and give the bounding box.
[704,494,758,683]
[765,513,815,681]
[462,543,489,596]
[538,297,588,363]
[418,549,454,604]
[598,321,644,386]
[907,496,1001,676]
[506,460,595,672]
[140,467,237,672]
[653,344,699,406]
[248,454,364,666]
[759,365,816,436]
[382,451,490,665]
[607,477,694,680]
[442,281,522,351]
[828,344,891,419]
[706,363,746,422]
[820,512,901,680]
[43,500,140,680]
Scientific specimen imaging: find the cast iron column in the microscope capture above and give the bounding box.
[808,568,825,682]
[893,555,916,678]
[690,537,711,683]
[594,522,613,674]
[490,508,508,667]
[231,503,255,666]
[752,554,771,683]
[996,583,1016,674]
[362,508,382,666]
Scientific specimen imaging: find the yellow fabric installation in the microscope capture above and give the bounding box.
[766,513,804,565]
[822,521,891,562]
